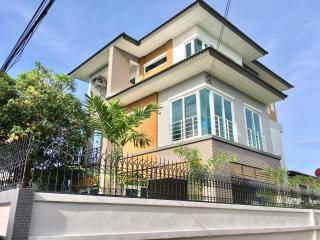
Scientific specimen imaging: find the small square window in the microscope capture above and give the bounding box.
[129,78,136,85]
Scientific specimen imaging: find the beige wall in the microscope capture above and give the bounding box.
[128,136,281,170]
[107,46,139,96]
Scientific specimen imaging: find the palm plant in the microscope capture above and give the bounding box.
[85,93,160,153]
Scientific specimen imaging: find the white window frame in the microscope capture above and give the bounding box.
[169,85,236,143]
[170,90,200,142]
[143,52,167,74]
[210,91,236,141]
[184,36,209,58]
[129,60,139,85]
[244,106,265,151]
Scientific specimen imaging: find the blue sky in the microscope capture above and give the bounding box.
[1,0,320,175]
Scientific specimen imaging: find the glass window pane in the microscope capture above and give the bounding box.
[253,113,261,132]
[185,42,192,58]
[200,89,211,135]
[245,108,253,129]
[184,94,197,118]
[172,99,182,122]
[213,94,223,117]
[184,94,197,139]
[145,56,167,73]
[224,99,232,121]
[194,38,203,53]
[172,99,183,141]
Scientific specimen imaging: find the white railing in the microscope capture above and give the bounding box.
[213,115,236,142]
[247,128,266,151]
[170,116,198,141]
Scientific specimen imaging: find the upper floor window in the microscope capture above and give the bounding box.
[171,94,199,141]
[144,54,167,73]
[129,61,139,85]
[170,88,235,143]
[185,38,209,58]
[245,107,264,151]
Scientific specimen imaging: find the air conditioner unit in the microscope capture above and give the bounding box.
[92,76,107,88]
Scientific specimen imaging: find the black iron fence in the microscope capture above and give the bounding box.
[1,138,320,209]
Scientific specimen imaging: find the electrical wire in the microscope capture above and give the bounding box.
[0,0,55,74]
[209,0,232,75]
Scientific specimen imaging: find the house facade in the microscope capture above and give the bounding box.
[69,0,292,179]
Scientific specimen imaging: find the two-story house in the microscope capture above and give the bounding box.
[69,0,292,179]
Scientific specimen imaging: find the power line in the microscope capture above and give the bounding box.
[0,0,55,74]
[209,0,232,75]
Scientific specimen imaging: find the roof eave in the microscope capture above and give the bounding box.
[252,60,294,89]
[68,33,139,77]
[107,47,287,102]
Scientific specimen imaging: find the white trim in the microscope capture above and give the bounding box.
[183,36,210,59]
[143,52,167,74]
[207,85,235,100]
[129,60,140,84]
[243,103,262,114]
[168,83,235,102]
[168,83,207,101]
[196,90,202,136]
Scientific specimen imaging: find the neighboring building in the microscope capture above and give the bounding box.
[69,0,292,178]
[288,170,319,193]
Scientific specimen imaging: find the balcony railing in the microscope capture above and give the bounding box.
[247,128,266,151]
[170,115,237,143]
[214,115,236,142]
[171,115,198,141]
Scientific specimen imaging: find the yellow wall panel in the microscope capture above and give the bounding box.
[123,93,158,155]
[139,40,173,80]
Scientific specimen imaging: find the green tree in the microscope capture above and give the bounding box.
[262,167,288,187]
[85,93,160,152]
[0,62,90,146]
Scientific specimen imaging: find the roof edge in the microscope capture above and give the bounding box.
[197,0,268,55]
[68,0,269,77]
[68,33,139,76]
[107,47,286,101]
[252,60,294,89]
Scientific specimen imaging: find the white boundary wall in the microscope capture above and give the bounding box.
[28,192,320,240]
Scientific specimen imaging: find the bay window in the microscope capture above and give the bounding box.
[171,88,235,142]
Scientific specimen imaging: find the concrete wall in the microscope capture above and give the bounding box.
[0,188,34,240]
[107,46,139,96]
[158,72,275,155]
[28,192,320,240]
[0,204,10,237]
[172,25,242,65]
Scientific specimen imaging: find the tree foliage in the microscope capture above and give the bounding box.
[85,93,160,150]
[262,167,288,187]
[0,62,90,146]
[262,167,320,192]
